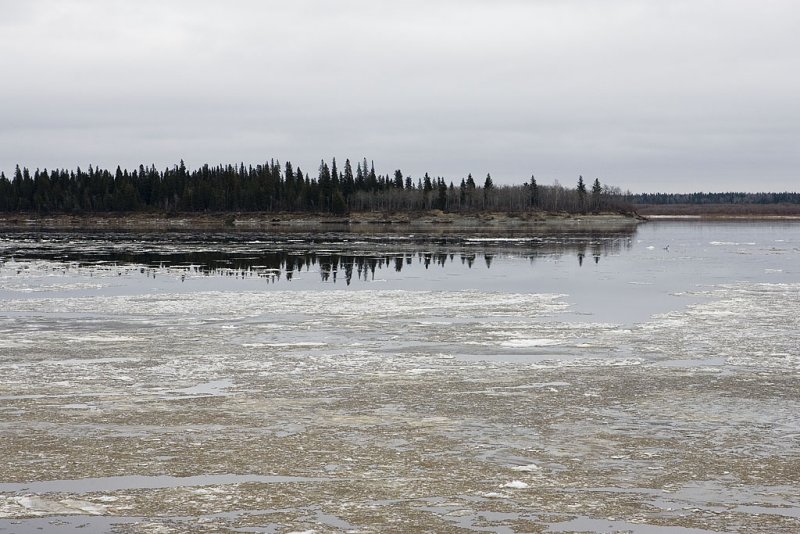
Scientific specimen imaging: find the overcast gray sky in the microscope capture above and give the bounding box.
[1,0,797,193]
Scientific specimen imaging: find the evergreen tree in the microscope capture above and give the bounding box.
[423,173,433,192]
[318,160,332,210]
[577,175,587,213]
[284,161,295,205]
[366,161,377,191]
[529,174,539,208]
[342,159,355,198]
[591,178,602,213]
[483,173,493,208]
[330,157,339,190]
[437,178,448,210]
[0,172,11,211]
[355,162,365,191]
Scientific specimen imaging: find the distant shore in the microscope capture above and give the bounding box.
[0,211,643,233]
[635,203,800,219]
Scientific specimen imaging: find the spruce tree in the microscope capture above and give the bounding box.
[342,159,355,198]
[437,178,448,210]
[577,175,587,213]
[483,173,493,209]
[331,157,340,189]
[355,162,365,191]
[367,161,377,191]
[284,161,295,205]
[591,178,602,213]
[318,160,332,210]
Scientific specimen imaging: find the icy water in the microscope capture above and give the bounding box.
[0,220,798,533]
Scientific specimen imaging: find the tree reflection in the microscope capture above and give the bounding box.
[576,241,607,266]
[1,229,637,284]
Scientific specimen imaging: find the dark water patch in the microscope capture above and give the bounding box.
[0,515,146,534]
[546,516,721,533]
[0,229,636,283]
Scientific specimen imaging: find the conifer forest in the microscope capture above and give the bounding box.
[0,158,623,215]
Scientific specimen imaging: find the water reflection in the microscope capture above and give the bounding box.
[576,241,603,266]
[0,229,636,285]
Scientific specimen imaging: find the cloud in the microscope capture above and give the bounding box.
[0,0,798,192]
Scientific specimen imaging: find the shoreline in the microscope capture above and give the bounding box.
[643,214,800,220]
[0,211,643,233]
[636,203,800,219]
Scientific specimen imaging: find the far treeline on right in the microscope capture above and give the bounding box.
[0,158,798,217]
[632,191,800,216]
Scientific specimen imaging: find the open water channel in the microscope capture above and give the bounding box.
[0,220,798,532]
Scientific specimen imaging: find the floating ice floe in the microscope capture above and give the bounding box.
[12,495,108,516]
[502,480,530,489]
[407,368,437,374]
[65,335,138,343]
[511,463,540,472]
[501,338,561,348]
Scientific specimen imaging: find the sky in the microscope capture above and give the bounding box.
[0,1,797,193]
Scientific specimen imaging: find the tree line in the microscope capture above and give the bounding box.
[631,191,800,205]
[0,158,629,215]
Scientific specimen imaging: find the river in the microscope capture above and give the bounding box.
[0,220,798,532]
